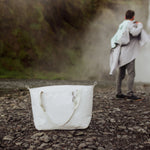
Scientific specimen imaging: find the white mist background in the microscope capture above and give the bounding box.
[79,1,150,83]
[135,0,150,83]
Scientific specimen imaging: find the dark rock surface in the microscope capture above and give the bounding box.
[0,80,150,150]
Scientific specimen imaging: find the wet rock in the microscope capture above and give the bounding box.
[87,145,97,149]
[110,118,116,123]
[121,135,128,139]
[75,131,85,136]
[117,135,121,139]
[22,143,29,148]
[113,108,121,112]
[86,137,96,142]
[38,143,48,149]
[52,144,61,148]
[133,126,147,133]
[31,132,45,139]
[52,135,58,140]
[39,135,50,143]
[15,142,22,146]
[118,126,126,130]
[28,145,36,150]
[45,148,53,150]
[3,135,14,141]
[19,102,26,109]
[78,143,87,149]
[98,147,105,150]
[97,119,105,124]
[128,127,134,132]
[1,81,150,150]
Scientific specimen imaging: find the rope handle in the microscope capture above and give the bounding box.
[40,90,81,126]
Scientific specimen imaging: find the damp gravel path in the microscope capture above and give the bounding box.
[0,80,150,150]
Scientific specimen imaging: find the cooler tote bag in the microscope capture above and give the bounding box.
[29,83,96,130]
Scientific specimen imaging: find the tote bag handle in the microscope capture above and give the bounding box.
[39,90,81,126]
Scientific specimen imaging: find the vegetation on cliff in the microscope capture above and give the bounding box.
[0,0,148,79]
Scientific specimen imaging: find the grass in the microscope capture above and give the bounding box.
[0,68,69,80]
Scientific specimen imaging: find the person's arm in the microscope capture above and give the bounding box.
[129,22,143,36]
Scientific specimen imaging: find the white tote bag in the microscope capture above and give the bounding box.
[29,83,96,130]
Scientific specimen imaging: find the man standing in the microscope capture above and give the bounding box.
[110,10,150,99]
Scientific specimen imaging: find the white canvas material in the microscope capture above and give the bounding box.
[29,84,96,130]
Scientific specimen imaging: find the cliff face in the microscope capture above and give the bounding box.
[0,0,148,79]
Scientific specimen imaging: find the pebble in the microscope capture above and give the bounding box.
[39,135,50,143]
[15,142,22,146]
[98,147,105,150]
[75,131,85,136]
[1,82,150,150]
[45,148,53,150]
[86,137,95,142]
[121,135,128,139]
[113,108,121,111]
[78,143,87,149]
[31,132,45,139]
[52,135,58,140]
[52,144,61,148]
[38,143,48,149]
[118,126,126,130]
[110,118,116,123]
[3,135,14,141]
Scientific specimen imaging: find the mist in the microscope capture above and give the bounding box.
[0,0,150,81]
[77,0,150,83]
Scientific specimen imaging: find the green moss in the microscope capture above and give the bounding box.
[1,57,23,71]
[0,40,4,55]
[12,29,20,36]
[65,49,80,65]
[32,71,67,80]
[0,67,68,80]
[30,23,41,30]
[34,4,44,23]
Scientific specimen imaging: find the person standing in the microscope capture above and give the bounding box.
[110,10,150,99]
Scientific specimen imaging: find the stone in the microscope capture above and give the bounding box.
[137,128,147,134]
[52,144,60,148]
[86,137,95,142]
[78,143,87,149]
[113,108,121,111]
[28,145,36,150]
[46,148,53,150]
[117,135,121,139]
[98,147,105,150]
[110,118,116,123]
[87,145,97,149]
[3,135,14,141]
[75,131,85,136]
[15,142,22,146]
[52,135,58,140]
[31,132,45,139]
[118,126,126,130]
[39,135,50,143]
[22,143,29,148]
[38,143,48,149]
[121,135,128,139]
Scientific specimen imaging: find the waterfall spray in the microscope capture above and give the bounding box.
[135,1,150,83]
[147,0,150,31]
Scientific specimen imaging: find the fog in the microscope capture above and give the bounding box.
[79,0,150,83]
[135,0,150,83]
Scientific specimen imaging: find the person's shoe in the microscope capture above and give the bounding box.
[127,94,141,100]
[116,94,127,99]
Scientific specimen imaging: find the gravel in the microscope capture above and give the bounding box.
[0,80,150,150]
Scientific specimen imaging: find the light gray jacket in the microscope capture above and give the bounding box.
[110,20,150,75]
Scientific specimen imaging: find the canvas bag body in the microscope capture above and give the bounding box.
[29,85,94,130]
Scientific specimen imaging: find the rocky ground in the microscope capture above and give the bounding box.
[0,80,150,150]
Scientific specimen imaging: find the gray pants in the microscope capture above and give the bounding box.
[116,59,135,95]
